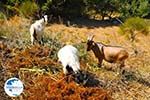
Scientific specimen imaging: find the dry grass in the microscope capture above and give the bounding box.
[0,16,150,100]
[0,16,30,40]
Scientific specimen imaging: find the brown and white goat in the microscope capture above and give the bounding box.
[87,35,129,70]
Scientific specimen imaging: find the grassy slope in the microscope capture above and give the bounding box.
[46,23,150,99]
[0,16,150,100]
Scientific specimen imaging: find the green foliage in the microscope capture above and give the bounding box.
[120,17,149,34]
[84,0,118,19]
[74,43,87,61]
[120,17,149,41]
[43,34,64,61]
[0,12,6,19]
[0,0,149,20]
[41,0,52,12]
[137,0,150,17]
[118,0,150,19]
[19,1,39,17]
[0,0,22,16]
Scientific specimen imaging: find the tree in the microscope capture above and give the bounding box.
[84,0,118,20]
[118,0,150,19]
[0,0,149,20]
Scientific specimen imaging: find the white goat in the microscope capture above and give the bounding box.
[29,15,48,45]
[57,45,80,75]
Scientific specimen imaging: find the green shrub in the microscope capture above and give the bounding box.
[119,17,149,41]
[74,43,87,60]
[0,12,5,19]
[43,35,64,61]
[19,1,39,17]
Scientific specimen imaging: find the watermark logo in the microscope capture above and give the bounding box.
[4,77,24,97]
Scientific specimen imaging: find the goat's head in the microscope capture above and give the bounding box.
[87,35,95,51]
[42,15,48,24]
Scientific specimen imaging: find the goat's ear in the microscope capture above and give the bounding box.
[41,12,46,16]
[41,15,44,18]
[41,13,46,18]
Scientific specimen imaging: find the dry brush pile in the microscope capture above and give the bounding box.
[0,41,112,100]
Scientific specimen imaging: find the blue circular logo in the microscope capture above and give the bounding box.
[4,77,24,97]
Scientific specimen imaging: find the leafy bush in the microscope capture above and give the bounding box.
[1,0,150,20]
[119,17,149,41]
[0,12,5,20]
[118,0,150,19]
[19,1,39,17]
[43,36,64,61]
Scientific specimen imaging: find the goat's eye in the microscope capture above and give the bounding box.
[87,41,92,45]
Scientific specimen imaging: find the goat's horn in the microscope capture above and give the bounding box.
[91,35,95,40]
[87,36,90,40]
[87,33,95,40]
[88,35,94,40]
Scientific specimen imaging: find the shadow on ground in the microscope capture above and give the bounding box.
[121,70,150,87]
[72,70,105,87]
[50,17,121,28]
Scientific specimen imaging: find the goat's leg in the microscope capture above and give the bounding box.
[63,67,68,75]
[38,34,44,45]
[117,61,125,75]
[38,35,41,45]
[40,36,44,45]
[120,61,125,68]
[98,59,103,67]
[31,35,35,45]
[119,61,128,75]
[32,31,39,45]
[41,37,44,45]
